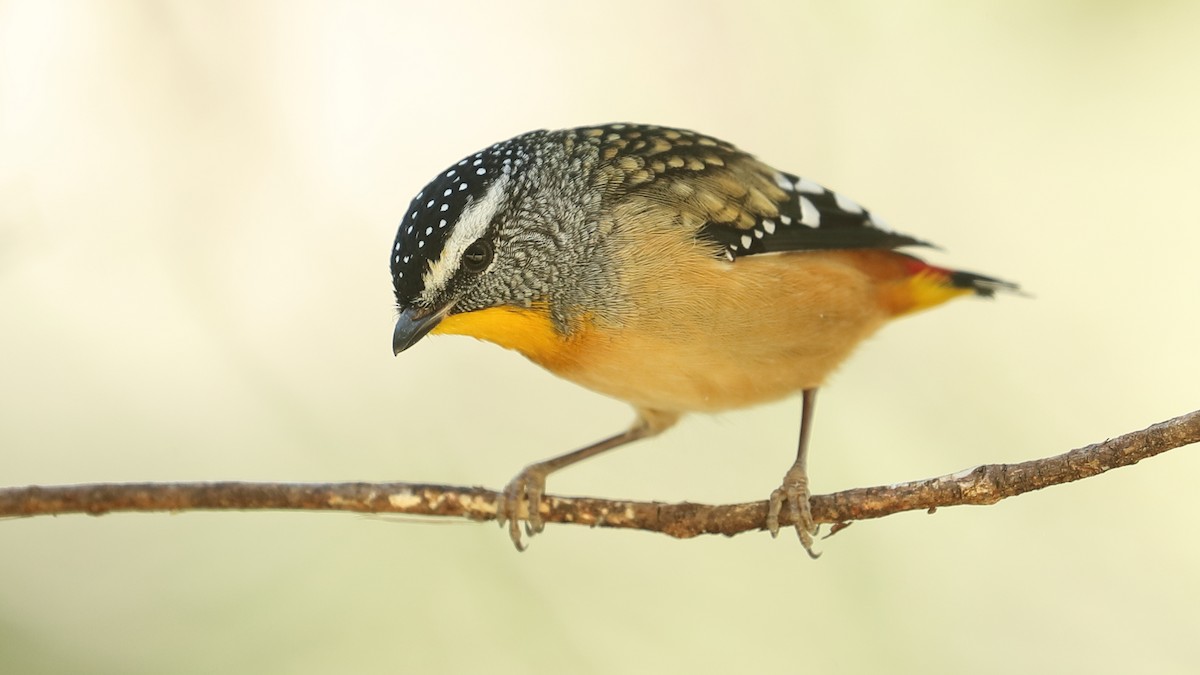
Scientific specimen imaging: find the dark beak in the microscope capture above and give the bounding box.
[393,306,446,355]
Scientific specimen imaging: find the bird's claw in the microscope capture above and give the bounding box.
[767,468,820,559]
[497,466,549,550]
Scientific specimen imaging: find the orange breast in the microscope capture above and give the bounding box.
[553,249,891,412]
[432,246,975,415]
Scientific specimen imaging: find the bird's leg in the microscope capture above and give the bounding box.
[500,409,678,550]
[767,388,820,558]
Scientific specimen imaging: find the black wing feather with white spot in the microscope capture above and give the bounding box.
[701,171,930,262]
[574,123,930,262]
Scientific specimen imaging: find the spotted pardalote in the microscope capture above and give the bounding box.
[390,123,1017,554]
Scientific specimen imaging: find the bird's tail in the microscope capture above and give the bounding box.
[892,258,1020,316]
[840,250,1021,317]
[944,268,1022,299]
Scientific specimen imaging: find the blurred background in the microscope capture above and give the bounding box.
[2,1,1198,673]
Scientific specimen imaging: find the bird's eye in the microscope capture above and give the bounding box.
[462,239,494,273]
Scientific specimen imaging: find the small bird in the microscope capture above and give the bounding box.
[390,123,1016,555]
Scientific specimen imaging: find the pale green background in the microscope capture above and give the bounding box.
[2,2,1198,673]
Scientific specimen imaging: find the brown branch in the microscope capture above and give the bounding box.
[2,409,1197,540]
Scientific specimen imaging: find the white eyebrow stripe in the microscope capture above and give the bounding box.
[421,173,510,302]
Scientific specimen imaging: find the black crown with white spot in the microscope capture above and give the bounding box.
[391,132,542,304]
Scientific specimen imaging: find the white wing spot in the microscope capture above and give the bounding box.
[834,192,864,214]
[798,196,821,227]
[779,214,792,226]
[754,229,764,239]
[773,172,793,190]
[476,167,486,175]
[763,219,776,234]
[740,234,753,249]
[793,177,824,193]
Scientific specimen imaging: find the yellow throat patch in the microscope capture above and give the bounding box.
[431,305,568,364]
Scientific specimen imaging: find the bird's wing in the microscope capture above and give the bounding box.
[585,124,929,261]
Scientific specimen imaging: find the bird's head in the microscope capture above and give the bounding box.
[390,129,604,357]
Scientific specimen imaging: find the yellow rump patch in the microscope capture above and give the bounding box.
[887,269,973,316]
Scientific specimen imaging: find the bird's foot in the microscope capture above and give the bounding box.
[767,465,820,559]
[497,465,550,551]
